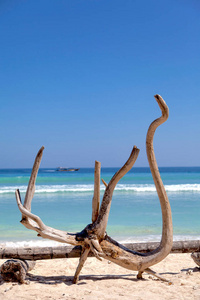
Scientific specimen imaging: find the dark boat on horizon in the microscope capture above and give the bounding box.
[56,167,80,172]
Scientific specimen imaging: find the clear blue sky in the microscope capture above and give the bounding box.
[0,0,199,168]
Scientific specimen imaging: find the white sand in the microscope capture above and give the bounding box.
[1,253,200,300]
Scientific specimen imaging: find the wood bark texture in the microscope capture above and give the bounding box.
[0,259,36,283]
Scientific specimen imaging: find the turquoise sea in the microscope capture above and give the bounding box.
[0,167,200,246]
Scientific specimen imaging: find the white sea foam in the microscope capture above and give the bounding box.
[113,234,200,244]
[0,183,200,194]
[0,184,94,194]
[116,183,200,193]
[1,235,199,249]
[0,240,70,248]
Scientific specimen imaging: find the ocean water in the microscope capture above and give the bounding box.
[0,167,200,246]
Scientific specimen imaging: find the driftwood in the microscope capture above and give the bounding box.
[1,240,200,261]
[15,95,173,283]
[0,259,36,283]
[1,241,199,284]
[191,252,200,267]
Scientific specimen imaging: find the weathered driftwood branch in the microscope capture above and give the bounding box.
[1,240,200,261]
[15,95,173,283]
[0,259,36,283]
[93,145,140,240]
[191,252,200,267]
[92,161,101,223]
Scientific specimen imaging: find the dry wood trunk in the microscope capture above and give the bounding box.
[1,240,200,261]
[0,259,36,283]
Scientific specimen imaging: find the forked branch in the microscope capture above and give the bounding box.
[15,94,173,284]
[94,145,140,239]
[16,148,78,246]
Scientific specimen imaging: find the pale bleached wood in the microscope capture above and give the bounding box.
[1,240,200,261]
[95,95,173,277]
[93,145,140,239]
[23,146,44,215]
[92,161,101,223]
[14,94,173,283]
[16,189,78,245]
[73,247,90,284]
[141,94,173,269]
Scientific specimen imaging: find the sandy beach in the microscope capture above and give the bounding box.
[0,253,200,300]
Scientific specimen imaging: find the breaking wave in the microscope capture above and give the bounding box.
[1,183,200,194]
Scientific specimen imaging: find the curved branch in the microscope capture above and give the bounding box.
[97,95,172,274]
[142,94,173,266]
[16,189,46,230]
[15,148,79,246]
[23,146,44,215]
[94,145,140,239]
[16,189,78,245]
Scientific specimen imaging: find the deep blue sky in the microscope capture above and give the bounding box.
[0,0,199,168]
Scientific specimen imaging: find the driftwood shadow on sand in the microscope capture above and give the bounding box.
[25,270,179,286]
[181,267,200,273]
[26,273,148,286]
[0,269,188,287]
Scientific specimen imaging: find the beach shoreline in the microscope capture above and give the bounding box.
[0,253,200,299]
[1,166,200,298]
[1,234,200,249]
